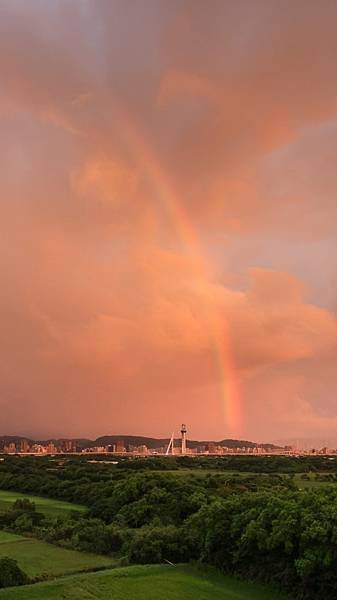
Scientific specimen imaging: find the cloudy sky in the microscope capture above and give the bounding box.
[0,0,337,442]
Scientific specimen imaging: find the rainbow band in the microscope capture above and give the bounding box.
[114,109,242,437]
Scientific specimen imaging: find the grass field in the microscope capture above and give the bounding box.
[0,564,291,599]
[0,490,84,517]
[293,473,336,489]
[0,530,114,579]
[157,469,337,489]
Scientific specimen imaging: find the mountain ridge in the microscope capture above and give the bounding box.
[0,434,282,450]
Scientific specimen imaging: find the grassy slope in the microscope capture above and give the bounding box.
[0,531,114,578]
[0,531,23,543]
[0,565,290,600]
[0,490,84,517]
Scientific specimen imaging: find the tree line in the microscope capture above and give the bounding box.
[1,455,337,597]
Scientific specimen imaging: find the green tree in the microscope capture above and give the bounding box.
[0,557,28,588]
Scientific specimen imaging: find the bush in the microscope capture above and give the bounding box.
[70,518,112,554]
[14,513,34,532]
[12,499,35,512]
[0,557,28,588]
[125,525,187,564]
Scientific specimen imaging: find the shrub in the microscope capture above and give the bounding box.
[0,557,28,588]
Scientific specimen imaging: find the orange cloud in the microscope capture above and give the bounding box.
[0,1,336,441]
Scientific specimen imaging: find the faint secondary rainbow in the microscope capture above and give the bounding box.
[115,110,242,435]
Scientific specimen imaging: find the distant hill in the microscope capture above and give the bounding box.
[96,435,281,450]
[0,435,35,445]
[0,434,281,450]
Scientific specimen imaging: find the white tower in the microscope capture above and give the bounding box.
[181,424,187,455]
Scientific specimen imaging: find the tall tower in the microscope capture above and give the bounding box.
[181,424,187,455]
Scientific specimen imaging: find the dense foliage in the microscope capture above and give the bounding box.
[1,455,337,598]
[0,557,28,588]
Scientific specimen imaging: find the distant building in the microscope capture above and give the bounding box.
[4,442,17,454]
[115,440,125,453]
[62,440,76,453]
[105,444,115,453]
[206,443,217,454]
[47,442,58,454]
[32,444,45,454]
[20,439,30,453]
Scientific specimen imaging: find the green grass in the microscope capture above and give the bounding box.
[0,531,114,579]
[293,473,336,489]
[0,530,23,543]
[0,564,291,599]
[159,469,337,489]
[0,490,84,517]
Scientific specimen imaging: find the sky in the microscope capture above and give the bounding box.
[0,0,337,443]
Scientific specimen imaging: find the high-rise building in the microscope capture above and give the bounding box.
[62,440,76,453]
[47,442,58,454]
[20,439,30,453]
[116,440,125,453]
[4,443,16,454]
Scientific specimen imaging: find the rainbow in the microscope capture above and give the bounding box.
[114,109,242,436]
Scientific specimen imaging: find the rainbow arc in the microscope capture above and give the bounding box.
[113,109,243,436]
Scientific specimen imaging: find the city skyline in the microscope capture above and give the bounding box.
[0,428,335,456]
[0,1,337,442]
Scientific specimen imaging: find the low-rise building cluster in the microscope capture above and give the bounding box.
[1,436,336,456]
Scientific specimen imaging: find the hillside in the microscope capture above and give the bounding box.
[0,434,281,450]
[0,564,290,599]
